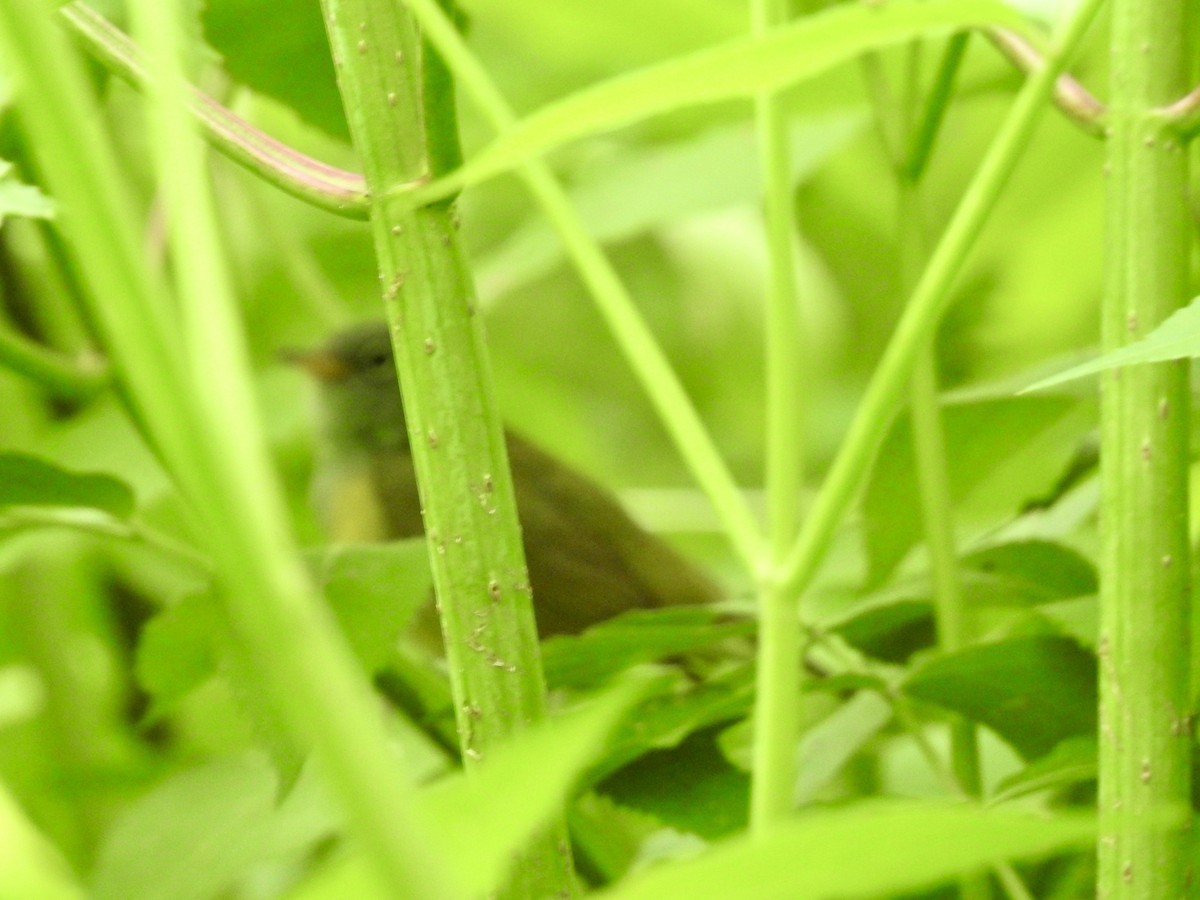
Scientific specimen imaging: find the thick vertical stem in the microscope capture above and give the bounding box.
[1098,0,1193,895]
[318,2,573,896]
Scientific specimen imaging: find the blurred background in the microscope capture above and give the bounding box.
[0,0,1156,887]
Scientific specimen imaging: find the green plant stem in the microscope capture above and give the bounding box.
[318,1,574,896]
[748,0,805,831]
[896,175,980,800]
[777,0,1104,602]
[60,2,371,219]
[1098,0,1193,894]
[0,2,456,895]
[395,0,765,574]
[904,33,970,180]
[0,325,109,401]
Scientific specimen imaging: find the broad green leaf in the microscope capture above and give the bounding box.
[569,791,685,883]
[201,0,348,140]
[834,540,1096,662]
[540,606,754,689]
[992,737,1097,803]
[1036,596,1098,649]
[135,592,221,720]
[420,0,1029,199]
[597,663,756,779]
[600,724,749,840]
[834,597,934,663]
[314,539,433,673]
[1025,294,1200,392]
[138,540,431,718]
[93,753,338,900]
[0,780,84,900]
[904,635,1096,759]
[0,451,134,518]
[862,396,1088,587]
[601,800,1095,900]
[418,676,650,897]
[961,540,1097,603]
[0,160,54,223]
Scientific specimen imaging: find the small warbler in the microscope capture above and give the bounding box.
[285,321,722,641]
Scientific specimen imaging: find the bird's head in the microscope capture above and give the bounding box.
[282,320,409,456]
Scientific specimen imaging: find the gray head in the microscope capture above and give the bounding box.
[283,320,408,456]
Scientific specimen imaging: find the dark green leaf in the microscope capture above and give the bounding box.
[540,606,755,689]
[962,540,1097,602]
[596,663,755,780]
[600,725,749,840]
[834,597,934,663]
[904,635,1097,759]
[862,396,1088,587]
[0,451,134,518]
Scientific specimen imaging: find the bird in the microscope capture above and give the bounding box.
[283,320,724,645]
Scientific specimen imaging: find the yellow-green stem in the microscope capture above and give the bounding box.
[749,0,806,831]
[319,1,574,895]
[1098,0,1193,894]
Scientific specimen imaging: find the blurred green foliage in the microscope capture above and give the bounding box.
[0,0,1170,896]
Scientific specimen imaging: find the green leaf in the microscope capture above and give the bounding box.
[961,540,1097,603]
[0,780,85,900]
[1024,294,1200,391]
[833,597,934,663]
[421,0,1029,199]
[600,800,1096,900]
[601,727,749,841]
[862,396,1088,587]
[135,592,221,720]
[992,737,1097,803]
[201,0,348,140]
[904,635,1096,759]
[418,676,648,897]
[718,691,892,804]
[597,663,756,779]
[93,753,338,900]
[476,114,864,296]
[540,606,755,689]
[314,539,433,673]
[0,451,134,518]
[0,160,54,223]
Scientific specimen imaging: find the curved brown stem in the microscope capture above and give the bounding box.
[60,2,372,218]
[985,28,1106,137]
[1160,84,1200,139]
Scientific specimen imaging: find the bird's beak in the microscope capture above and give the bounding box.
[278,346,351,382]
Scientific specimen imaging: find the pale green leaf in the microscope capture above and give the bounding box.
[0,780,84,900]
[602,801,1095,900]
[93,753,338,900]
[419,0,1029,200]
[418,676,650,897]
[1024,294,1200,391]
[0,159,54,223]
